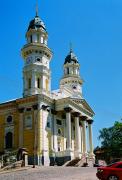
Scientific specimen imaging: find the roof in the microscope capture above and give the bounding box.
[27,15,46,32]
[64,50,79,65]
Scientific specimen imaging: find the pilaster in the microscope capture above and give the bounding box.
[51,109,57,152]
[32,104,38,166]
[41,105,50,166]
[18,108,24,148]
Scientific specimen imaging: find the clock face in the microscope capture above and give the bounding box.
[72,84,77,90]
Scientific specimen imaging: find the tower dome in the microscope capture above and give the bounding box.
[27,15,46,32]
[64,49,79,64]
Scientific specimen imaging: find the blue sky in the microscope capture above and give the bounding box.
[0,0,122,147]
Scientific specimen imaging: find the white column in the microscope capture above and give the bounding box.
[37,109,42,165]
[82,120,87,154]
[34,110,38,150]
[19,108,24,148]
[41,107,50,166]
[88,120,94,156]
[80,126,83,154]
[50,109,57,152]
[51,113,54,152]
[64,119,66,150]
[53,113,58,152]
[75,115,80,156]
[64,108,72,151]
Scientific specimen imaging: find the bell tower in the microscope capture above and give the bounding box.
[60,48,83,96]
[21,10,52,97]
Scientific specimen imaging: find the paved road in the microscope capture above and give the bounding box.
[0,167,98,180]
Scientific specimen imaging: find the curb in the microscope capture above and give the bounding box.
[0,166,32,175]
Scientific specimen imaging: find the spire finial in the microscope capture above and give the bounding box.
[70,42,73,53]
[36,0,39,16]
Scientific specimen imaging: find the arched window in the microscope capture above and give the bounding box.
[5,132,13,149]
[37,78,40,88]
[58,129,62,136]
[67,68,69,74]
[37,34,40,43]
[58,141,61,152]
[28,78,31,89]
[30,35,32,43]
[44,39,47,45]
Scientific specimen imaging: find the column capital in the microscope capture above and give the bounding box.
[64,107,72,113]
[41,105,50,111]
[32,104,38,110]
[51,109,57,115]
[18,108,24,113]
[73,112,80,117]
[80,116,87,121]
[87,119,94,124]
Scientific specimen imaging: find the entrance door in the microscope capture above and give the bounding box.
[5,132,13,149]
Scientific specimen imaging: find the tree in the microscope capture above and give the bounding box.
[98,121,122,163]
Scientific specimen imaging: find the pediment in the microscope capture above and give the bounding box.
[70,97,95,115]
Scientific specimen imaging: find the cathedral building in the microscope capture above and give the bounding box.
[0,10,95,166]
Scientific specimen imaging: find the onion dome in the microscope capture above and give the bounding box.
[64,49,79,64]
[27,15,46,32]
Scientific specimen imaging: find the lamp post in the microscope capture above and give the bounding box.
[32,104,50,168]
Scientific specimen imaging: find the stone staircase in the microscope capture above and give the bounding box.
[63,158,81,167]
[0,160,23,171]
[76,157,94,167]
[63,156,94,167]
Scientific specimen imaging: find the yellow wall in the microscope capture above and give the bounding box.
[0,110,35,156]
[23,111,34,155]
[0,114,5,152]
[13,112,19,149]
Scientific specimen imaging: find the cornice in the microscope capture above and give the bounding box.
[0,100,17,111]
[60,76,83,85]
[21,43,53,59]
[26,29,48,38]
[64,63,80,68]
[16,95,38,105]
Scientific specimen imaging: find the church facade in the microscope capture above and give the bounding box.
[0,10,95,166]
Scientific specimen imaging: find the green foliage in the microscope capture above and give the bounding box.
[98,121,122,160]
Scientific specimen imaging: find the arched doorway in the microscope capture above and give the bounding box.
[5,132,13,149]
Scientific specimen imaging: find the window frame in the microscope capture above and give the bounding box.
[24,114,33,130]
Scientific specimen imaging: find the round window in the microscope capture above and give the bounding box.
[7,116,12,123]
[36,58,41,62]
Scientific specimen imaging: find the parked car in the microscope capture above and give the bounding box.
[96,161,122,180]
[94,163,101,167]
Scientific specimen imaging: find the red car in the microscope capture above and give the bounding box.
[96,161,122,180]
